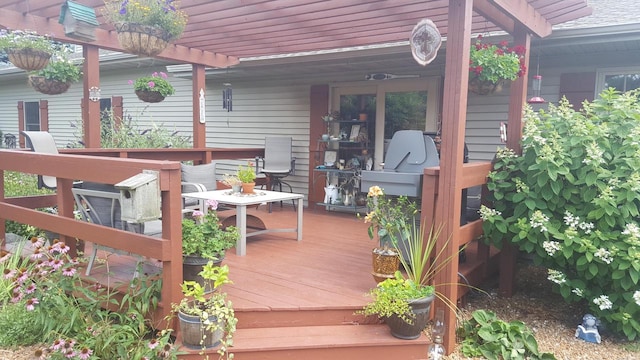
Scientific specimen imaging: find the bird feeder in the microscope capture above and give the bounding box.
[528,75,545,104]
[58,0,99,42]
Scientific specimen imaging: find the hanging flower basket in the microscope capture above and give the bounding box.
[6,48,51,71]
[135,89,165,103]
[468,77,506,95]
[28,75,71,95]
[114,23,171,57]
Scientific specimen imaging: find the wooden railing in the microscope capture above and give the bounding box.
[0,147,264,325]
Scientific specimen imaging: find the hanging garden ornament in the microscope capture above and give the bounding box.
[410,19,442,66]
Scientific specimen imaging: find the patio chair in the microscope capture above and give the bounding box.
[20,131,60,189]
[181,162,218,211]
[256,136,296,212]
[72,182,162,277]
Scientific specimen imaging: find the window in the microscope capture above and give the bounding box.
[24,101,40,131]
[597,68,640,93]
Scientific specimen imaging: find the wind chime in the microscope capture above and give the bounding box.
[222,83,233,111]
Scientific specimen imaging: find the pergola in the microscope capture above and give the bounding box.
[0,0,591,352]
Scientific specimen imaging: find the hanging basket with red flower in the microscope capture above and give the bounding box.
[468,36,526,95]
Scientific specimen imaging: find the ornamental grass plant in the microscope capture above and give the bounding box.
[481,88,640,340]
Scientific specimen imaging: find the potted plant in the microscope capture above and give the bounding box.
[0,29,56,71]
[237,161,257,194]
[221,173,242,193]
[175,261,237,357]
[359,217,450,340]
[468,35,526,95]
[129,71,175,103]
[103,0,188,56]
[182,199,239,291]
[363,185,418,282]
[28,55,82,95]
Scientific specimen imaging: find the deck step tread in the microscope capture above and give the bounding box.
[231,324,428,352]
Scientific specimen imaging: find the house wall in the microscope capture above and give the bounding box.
[1,44,639,197]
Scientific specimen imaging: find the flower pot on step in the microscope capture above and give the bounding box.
[384,293,435,339]
[178,309,223,349]
[183,254,223,293]
[371,247,400,283]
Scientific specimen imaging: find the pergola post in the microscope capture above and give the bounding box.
[82,45,101,148]
[434,0,473,353]
[499,23,531,297]
[192,64,207,151]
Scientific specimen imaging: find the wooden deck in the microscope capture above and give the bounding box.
[82,204,496,360]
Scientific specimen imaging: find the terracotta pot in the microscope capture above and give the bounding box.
[371,247,400,283]
[135,89,165,103]
[114,23,171,57]
[241,182,256,194]
[385,293,435,340]
[6,48,51,71]
[28,76,71,95]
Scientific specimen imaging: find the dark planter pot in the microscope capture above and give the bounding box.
[6,48,51,71]
[28,76,71,95]
[183,254,223,293]
[468,77,507,95]
[114,22,171,57]
[371,247,400,283]
[385,293,436,340]
[178,310,223,349]
[135,89,165,103]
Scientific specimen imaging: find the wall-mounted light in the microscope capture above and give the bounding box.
[89,86,101,102]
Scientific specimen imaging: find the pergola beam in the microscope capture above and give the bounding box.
[474,0,552,38]
[0,8,239,68]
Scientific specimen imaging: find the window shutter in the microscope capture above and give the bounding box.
[559,72,596,110]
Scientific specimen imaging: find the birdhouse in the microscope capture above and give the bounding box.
[58,0,99,42]
[115,170,161,223]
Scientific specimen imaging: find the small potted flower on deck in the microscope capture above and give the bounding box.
[222,173,243,193]
[129,71,175,103]
[237,161,257,194]
[182,199,239,292]
[175,261,237,355]
[468,35,526,95]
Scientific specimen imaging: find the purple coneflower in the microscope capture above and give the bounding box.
[25,297,39,311]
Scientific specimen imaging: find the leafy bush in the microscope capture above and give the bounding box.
[481,89,640,340]
[69,108,191,149]
[458,309,555,360]
[1,238,178,358]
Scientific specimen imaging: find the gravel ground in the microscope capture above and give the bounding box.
[445,263,639,360]
[2,264,638,359]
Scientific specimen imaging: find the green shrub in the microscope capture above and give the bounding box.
[459,309,555,360]
[0,302,43,346]
[69,108,191,149]
[481,88,640,340]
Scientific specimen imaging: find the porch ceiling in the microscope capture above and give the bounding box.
[0,0,591,67]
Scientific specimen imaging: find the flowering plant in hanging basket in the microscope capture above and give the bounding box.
[468,35,526,95]
[28,55,82,95]
[0,29,56,71]
[130,71,175,103]
[103,0,188,56]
